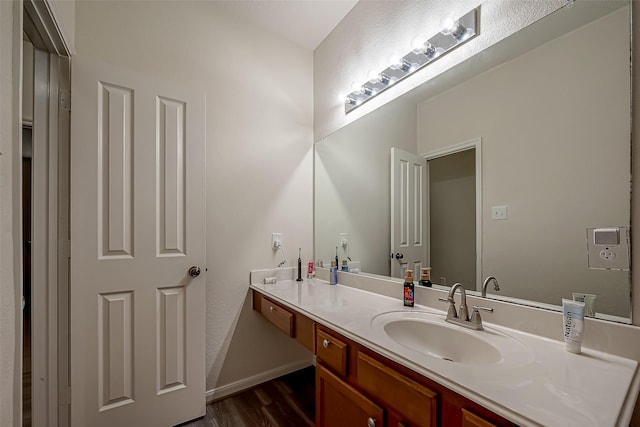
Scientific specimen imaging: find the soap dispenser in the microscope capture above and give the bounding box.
[403,270,414,307]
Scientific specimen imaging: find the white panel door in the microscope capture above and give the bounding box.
[391,148,427,279]
[70,56,206,426]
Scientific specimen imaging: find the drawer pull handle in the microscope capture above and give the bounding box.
[322,339,330,348]
[269,306,274,312]
[367,417,376,427]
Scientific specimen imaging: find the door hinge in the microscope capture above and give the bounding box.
[59,385,71,405]
[59,91,71,111]
[59,240,71,258]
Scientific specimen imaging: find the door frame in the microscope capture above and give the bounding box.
[23,1,71,426]
[421,138,482,291]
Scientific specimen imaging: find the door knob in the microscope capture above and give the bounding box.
[395,253,404,260]
[188,266,201,278]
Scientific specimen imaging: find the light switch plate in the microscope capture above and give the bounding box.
[586,227,629,271]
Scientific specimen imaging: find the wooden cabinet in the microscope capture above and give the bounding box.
[357,351,437,427]
[314,323,517,427]
[252,289,517,427]
[461,409,497,427]
[252,291,315,352]
[316,364,384,427]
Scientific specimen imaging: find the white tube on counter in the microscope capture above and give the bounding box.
[562,298,585,354]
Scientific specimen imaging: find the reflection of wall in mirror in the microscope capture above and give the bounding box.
[315,101,416,276]
[417,7,630,317]
[429,149,476,289]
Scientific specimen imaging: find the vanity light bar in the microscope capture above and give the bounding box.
[345,7,480,114]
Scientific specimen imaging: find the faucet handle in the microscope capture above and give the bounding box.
[438,297,457,319]
[470,306,493,328]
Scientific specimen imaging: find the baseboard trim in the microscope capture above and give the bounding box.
[205,358,314,403]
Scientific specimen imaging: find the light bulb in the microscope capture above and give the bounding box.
[367,69,380,83]
[389,55,411,73]
[411,36,428,54]
[440,14,460,36]
[350,81,363,94]
[440,13,470,40]
[389,55,404,70]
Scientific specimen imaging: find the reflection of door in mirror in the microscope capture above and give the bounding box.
[427,148,477,290]
[391,148,426,279]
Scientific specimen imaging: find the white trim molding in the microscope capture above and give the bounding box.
[205,358,314,403]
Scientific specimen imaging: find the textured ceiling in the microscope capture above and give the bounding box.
[213,0,358,51]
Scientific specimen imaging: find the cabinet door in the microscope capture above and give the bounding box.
[461,408,497,427]
[357,352,437,427]
[317,364,384,427]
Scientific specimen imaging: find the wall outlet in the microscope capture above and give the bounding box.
[440,277,447,286]
[586,227,629,271]
[339,233,349,247]
[272,233,282,249]
[491,205,508,220]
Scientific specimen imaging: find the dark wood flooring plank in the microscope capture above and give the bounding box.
[180,367,315,427]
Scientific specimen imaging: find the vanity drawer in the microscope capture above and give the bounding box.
[461,408,497,427]
[316,328,348,377]
[259,297,294,337]
[356,351,438,427]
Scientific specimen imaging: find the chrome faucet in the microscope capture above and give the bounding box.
[482,276,500,298]
[439,283,493,330]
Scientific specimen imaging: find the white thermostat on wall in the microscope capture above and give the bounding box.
[586,227,629,271]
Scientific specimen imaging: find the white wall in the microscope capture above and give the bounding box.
[314,0,564,140]
[0,1,21,425]
[429,150,476,288]
[74,1,314,394]
[417,7,630,316]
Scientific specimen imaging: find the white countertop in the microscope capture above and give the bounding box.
[250,278,639,427]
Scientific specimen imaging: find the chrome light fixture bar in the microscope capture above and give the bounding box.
[345,7,480,114]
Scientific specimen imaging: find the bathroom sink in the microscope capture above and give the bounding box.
[371,311,534,366]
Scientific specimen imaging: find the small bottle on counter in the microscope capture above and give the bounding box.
[419,267,432,287]
[403,270,414,307]
[329,261,338,285]
[307,260,315,279]
[341,260,349,272]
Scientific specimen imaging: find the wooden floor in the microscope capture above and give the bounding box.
[180,367,316,427]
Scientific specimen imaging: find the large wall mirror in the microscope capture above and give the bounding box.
[314,1,632,323]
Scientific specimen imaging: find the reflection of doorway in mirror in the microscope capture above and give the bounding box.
[425,139,482,291]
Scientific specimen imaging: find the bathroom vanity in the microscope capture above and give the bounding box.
[250,272,639,427]
[254,289,513,426]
